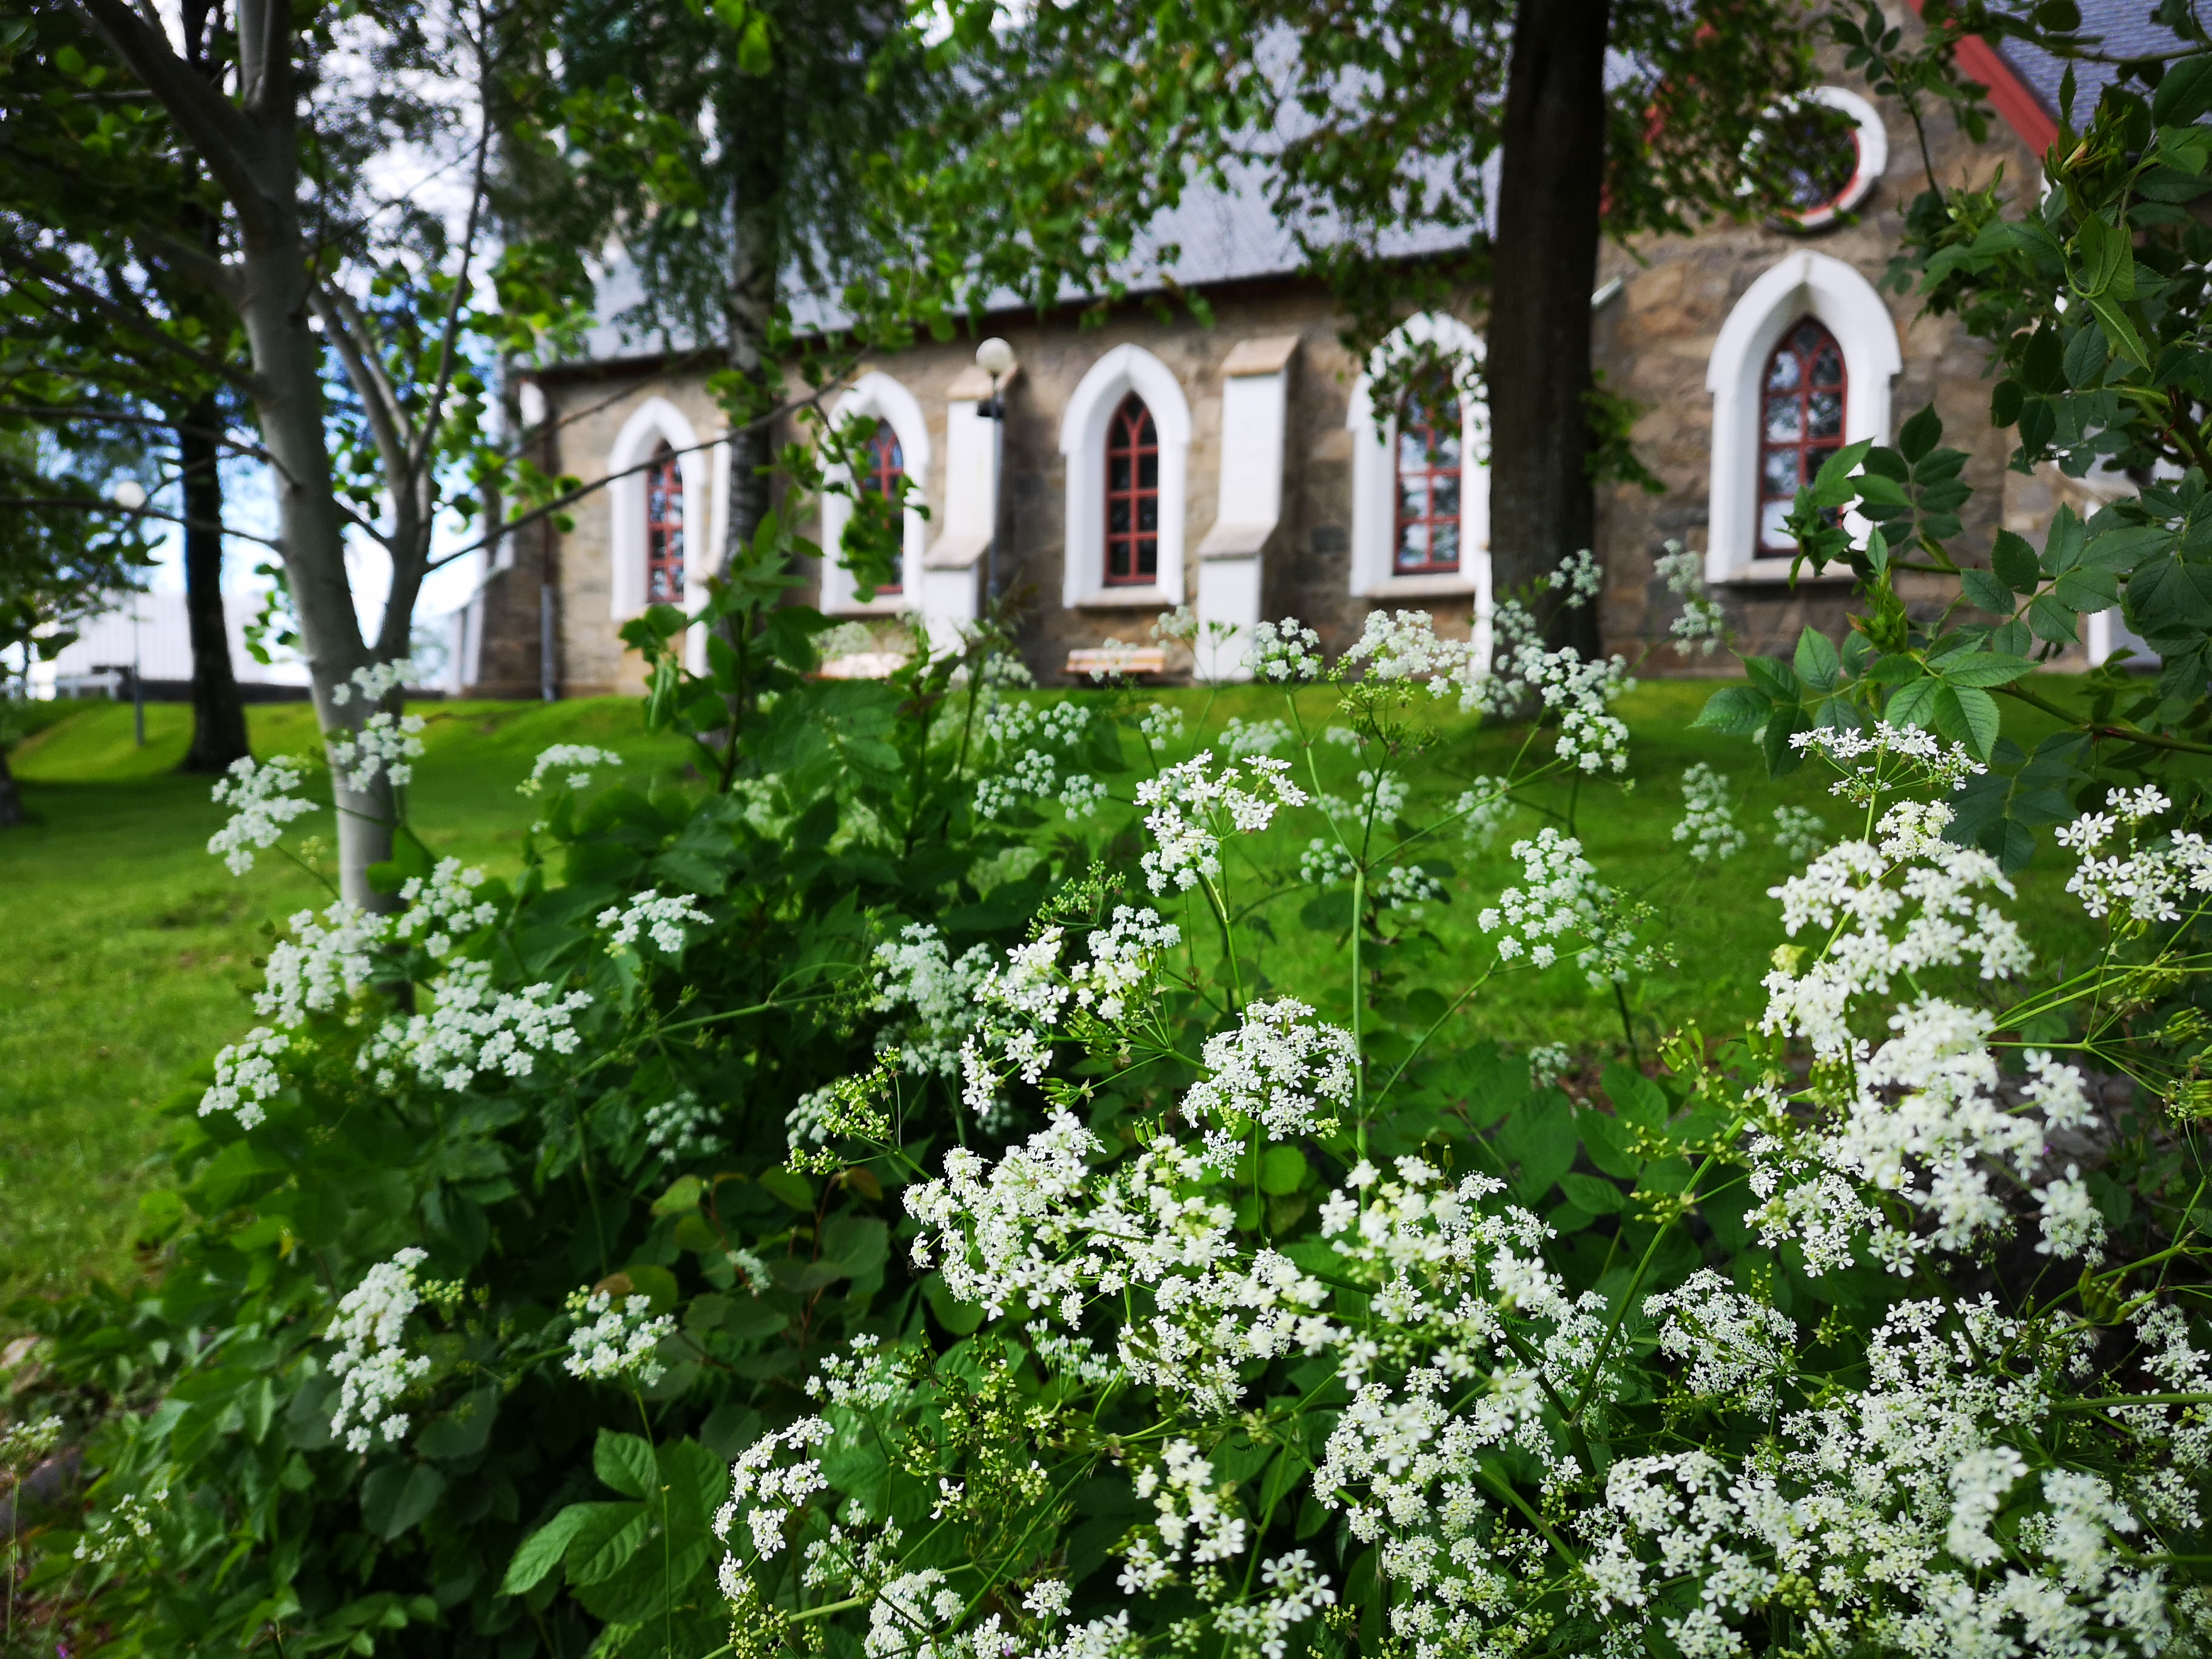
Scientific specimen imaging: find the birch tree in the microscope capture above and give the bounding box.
[1,0,584,902]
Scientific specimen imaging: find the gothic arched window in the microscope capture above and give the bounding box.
[1757,317,1846,552]
[644,443,685,603]
[860,425,906,594]
[1393,374,1464,575]
[1104,393,1159,586]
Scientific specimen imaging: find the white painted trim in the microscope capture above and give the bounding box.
[1347,314,1493,665]
[1059,343,1191,611]
[607,396,713,622]
[1195,344,1298,682]
[1788,87,1888,229]
[1705,250,1900,583]
[820,371,930,617]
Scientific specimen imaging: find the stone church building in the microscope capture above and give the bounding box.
[456,19,2131,697]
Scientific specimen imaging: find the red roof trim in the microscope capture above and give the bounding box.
[1905,0,2060,156]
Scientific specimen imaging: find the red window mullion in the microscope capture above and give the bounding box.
[644,444,685,605]
[1104,392,1159,586]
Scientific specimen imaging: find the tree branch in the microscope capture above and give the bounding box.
[70,0,276,238]
[0,246,253,390]
[129,225,243,303]
[427,381,843,572]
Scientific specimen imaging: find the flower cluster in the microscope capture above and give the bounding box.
[1343,609,1484,708]
[598,888,714,954]
[1245,617,1323,682]
[327,657,416,706]
[643,1088,725,1165]
[1672,763,1746,863]
[389,859,500,958]
[716,1416,836,1559]
[519,743,623,795]
[1182,998,1356,1142]
[207,754,317,874]
[1453,777,1515,846]
[1133,752,1308,894]
[1219,715,1294,757]
[561,1286,675,1385]
[1655,540,1726,655]
[871,923,996,1076]
[2057,786,2212,923]
[363,959,591,1091]
[326,709,427,792]
[1793,722,1985,803]
[1771,802,1828,862]
[256,900,389,1027]
[327,1248,434,1453]
[1478,829,1649,984]
[199,1027,290,1129]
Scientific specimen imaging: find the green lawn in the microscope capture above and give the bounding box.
[0,697,691,1309]
[0,679,2107,1311]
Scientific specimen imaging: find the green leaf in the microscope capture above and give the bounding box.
[501,1504,596,1595]
[651,1175,703,1217]
[818,1215,890,1279]
[1960,568,2015,614]
[417,1386,498,1462]
[1691,685,1770,736]
[1792,626,1841,694]
[1259,1145,1308,1196]
[1601,1062,1669,1131]
[2086,292,2149,367]
[2153,55,2212,126]
[1742,655,1800,703]
[2062,324,2108,389]
[361,1463,446,1541]
[1885,675,1941,729]
[2073,209,2133,298]
[1992,529,2042,592]
[565,1501,650,1587]
[1496,1091,1577,1203]
[2028,592,2081,643]
[1559,1171,1626,1215]
[1934,685,2001,759]
[594,1430,658,1501]
[925,1273,984,1335]
[1897,403,1942,462]
[1934,652,2034,687]
[2043,505,2087,574]
[757,1168,816,1210]
[1761,703,1811,776]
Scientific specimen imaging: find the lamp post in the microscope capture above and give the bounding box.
[973,338,1016,602]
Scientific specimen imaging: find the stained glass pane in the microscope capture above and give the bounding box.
[1138,452,1158,489]
[1138,497,1157,532]
[1109,456,1130,492]
[1109,499,1130,534]
[1765,395,1802,443]
[1432,475,1461,518]
[1764,451,1800,496]
[1808,390,1843,438]
[1811,344,1843,386]
[1766,352,1801,392]
[1760,500,1796,546]
[1135,538,1156,575]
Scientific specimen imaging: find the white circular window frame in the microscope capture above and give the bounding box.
[1787,85,1887,230]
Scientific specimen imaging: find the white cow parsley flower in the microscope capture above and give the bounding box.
[563,1287,675,1384]
[329,1248,434,1452]
[599,889,714,954]
[207,754,317,874]
[520,743,623,795]
[200,1027,290,1129]
[1672,763,1746,863]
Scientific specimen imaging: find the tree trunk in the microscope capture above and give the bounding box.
[720,197,779,577]
[0,746,22,829]
[178,397,250,773]
[1489,0,1610,655]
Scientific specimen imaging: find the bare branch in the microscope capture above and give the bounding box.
[0,404,280,469]
[427,380,843,572]
[129,226,243,303]
[309,286,413,484]
[411,120,495,480]
[0,497,281,547]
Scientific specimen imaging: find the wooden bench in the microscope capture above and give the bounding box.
[1065,645,1167,679]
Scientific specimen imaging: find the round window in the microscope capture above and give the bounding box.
[1765,86,1888,229]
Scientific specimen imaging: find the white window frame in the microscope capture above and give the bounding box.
[1705,249,1900,584]
[1059,343,1191,610]
[1348,312,1493,607]
[1788,86,1888,230]
[607,395,714,620]
[819,371,930,617]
